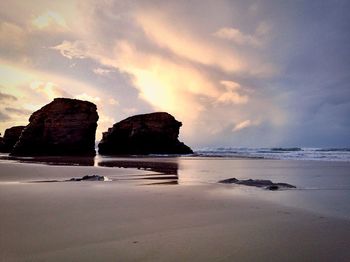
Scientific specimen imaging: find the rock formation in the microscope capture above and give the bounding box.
[98,112,193,155]
[0,126,25,153]
[31,175,109,183]
[219,178,296,190]
[69,175,109,182]
[0,134,4,152]
[11,98,98,156]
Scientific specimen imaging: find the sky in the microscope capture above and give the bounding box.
[0,0,349,148]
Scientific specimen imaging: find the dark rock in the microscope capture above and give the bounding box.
[219,177,296,190]
[30,175,108,183]
[274,182,296,188]
[98,160,179,175]
[219,178,239,184]
[98,112,193,155]
[267,185,279,191]
[0,135,4,152]
[237,179,274,187]
[69,175,108,181]
[11,98,98,156]
[0,126,25,152]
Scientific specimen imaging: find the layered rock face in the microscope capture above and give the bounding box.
[0,126,25,152]
[0,135,4,152]
[11,98,99,156]
[98,112,193,155]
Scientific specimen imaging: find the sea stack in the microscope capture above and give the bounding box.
[98,112,193,155]
[11,98,99,156]
[0,135,4,152]
[0,126,25,153]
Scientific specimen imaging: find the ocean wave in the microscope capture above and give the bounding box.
[194,147,350,162]
[315,148,350,152]
[271,147,302,152]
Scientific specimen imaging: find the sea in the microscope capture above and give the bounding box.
[194,147,350,162]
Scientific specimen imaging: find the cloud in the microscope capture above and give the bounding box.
[32,11,68,30]
[108,98,118,105]
[216,81,248,104]
[51,40,91,59]
[93,67,114,76]
[0,111,10,121]
[213,21,270,47]
[214,27,261,47]
[136,11,248,74]
[53,38,218,123]
[74,93,101,103]
[30,81,71,99]
[0,91,17,102]
[232,120,253,132]
[113,41,220,118]
[3,0,349,147]
[0,22,26,50]
[220,81,241,90]
[122,107,138,115]
[0,61,122,139]
[5,107,32,116]
[217,92,248,105]
[49,1,282,141]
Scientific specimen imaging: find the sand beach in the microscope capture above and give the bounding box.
[1,158,350,261]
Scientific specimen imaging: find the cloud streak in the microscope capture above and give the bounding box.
[233,120,252,132]
[0,91,17,102]
[5,107,32,115]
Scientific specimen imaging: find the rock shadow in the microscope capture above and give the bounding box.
[0,155,95,166]
[98,160,179,185]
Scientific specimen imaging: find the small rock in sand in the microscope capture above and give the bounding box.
[69,175,109,182]
[219,177,296,190]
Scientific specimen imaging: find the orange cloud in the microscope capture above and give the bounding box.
[0,61,115,139]
[74,92,101,103]
[30,81,71,99]
[136,11,246,74]
[48,2,285,143]
[111,41,216,124]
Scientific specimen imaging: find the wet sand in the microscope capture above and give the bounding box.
[1,160,350,261]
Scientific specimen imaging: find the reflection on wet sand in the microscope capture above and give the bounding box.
[98,160,179,185]
[0,155,95,166]
[0,154,179,185]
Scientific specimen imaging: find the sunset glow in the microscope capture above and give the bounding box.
[1,0,349,147]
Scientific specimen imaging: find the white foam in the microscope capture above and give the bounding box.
[195,147,350,162]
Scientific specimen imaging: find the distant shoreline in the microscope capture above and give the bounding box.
[2,145,350,167]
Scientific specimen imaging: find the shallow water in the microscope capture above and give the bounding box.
[181,158,350,220]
